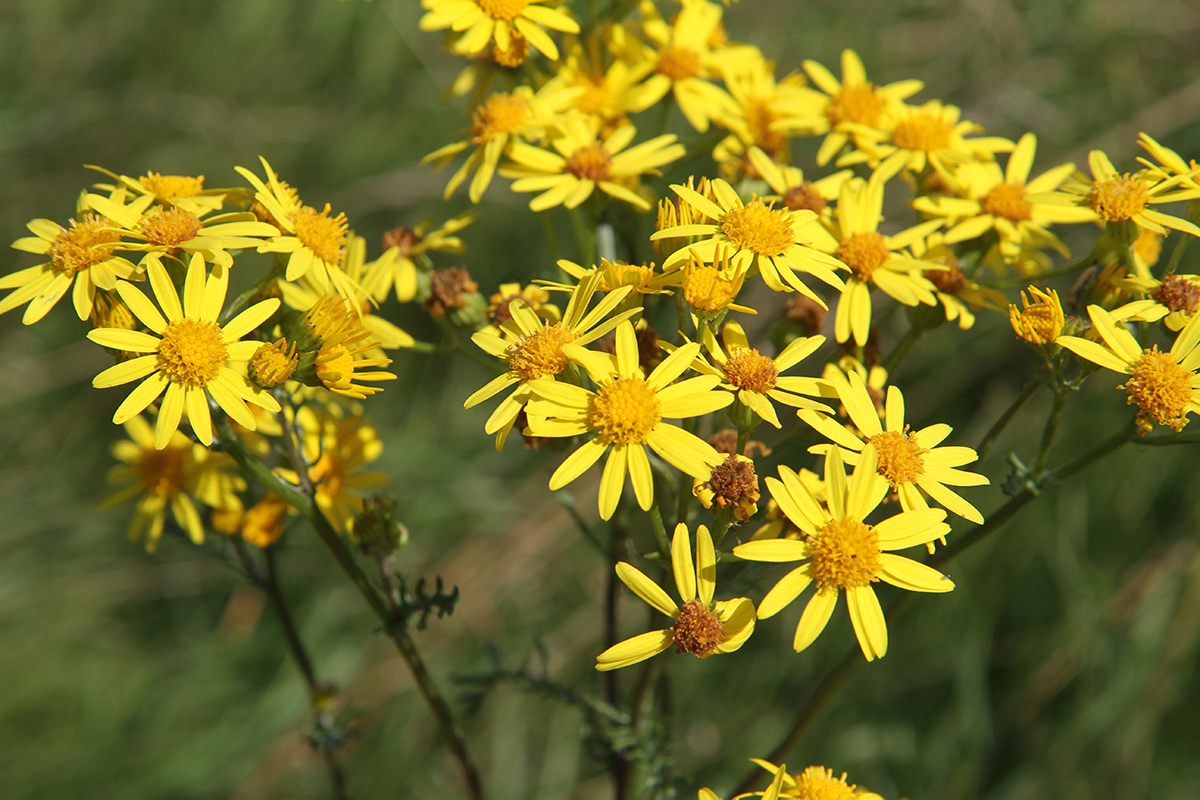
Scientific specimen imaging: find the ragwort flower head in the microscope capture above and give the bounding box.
[596,523,755,671]
[88,253,281,450]
[734,446,954,661]
[1009,286,1065,345]
[419,0,580,61]
[1112,272,1200,332]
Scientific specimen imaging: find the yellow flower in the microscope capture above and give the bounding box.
[778,48,924,167]
[676,319,829,428]
[423,83,580,203]
[1112,272,1200,332]
[1058,305,1200,433]
[367,212,477,303]
[100,414,245,551]
[240,493,292,548]
[799,370,989,529]
[751,762,884,800]
[651,177,847,302]
[294,294,398,399]
[556,35,661,127]
[88,253,282,449]
[235,157,359,296]
[503,117,684,211]
[5,192,138,323]
[734,446,954,661]
[711,54,811,173]
[745,146,852,226]
[595,523,755,671]
[693,453,760,523]
[88,166,235,216]
[542,257,680,306]
[907,232,1007,330]
[823,177,944,345]
[524,320,734,520]
[465,271,637,450]
[1009,286,1065,345]
[419,0,580,61]
[680,245,754,321]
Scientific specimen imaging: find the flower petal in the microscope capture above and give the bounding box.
[616,563,678,617]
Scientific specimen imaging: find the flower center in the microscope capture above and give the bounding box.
[684,265,738,312]
[720,199,794,256]
[867,429,927,486]
[48,214,120,276]
[1152,274,1200,315]
[308,453,345,498]
[835,231,890,280]
[492,32,528,68]
[565,143,614,182]
[251,339,298,388]
[828,82,886,128]
[745,97,787,156]
[141,207,204,247]
[1121,348,1194,432]
[291,204,348,266]
[794,766,862,800]
[587,376,662,445]
[706,454,759,508]
[426,267,479,317]
[507,324,576,382]
[1088,174,1150,222]
[382,226,422,259]
[1010,289,1063,345]
[134,445,188,495]
[924,258,965,295]
[783,181,827,214]
[656,45,701,81]
[470,92,530,143]
[140,172,205,199]
[575,74,613,116]
[809,516,882,591]
[475,0,528,20]
[981,181,1032,222]
[599,261,656,293]
[156,318,228,388]
[671,598,726,657]
[722,348,779,393]
[891,108,953,152]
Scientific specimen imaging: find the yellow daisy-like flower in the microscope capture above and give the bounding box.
[465,271,637,450]
[1058,305,1200,433]
[87,253,282,450]
[541,257,680,307]
[778,48,923,167]
[502,117,684,211]
[908,232,1007,330]
[87,166,235,216]
[711,55,811,174]
[679,244,754,322]
[733,446,954,661]
[5,192,139,323]
[651,178,847,303]
[745,146,852,228]
[100,414,245,552]
[1112,272,1200,332]
[911,133,1096,255]
[423,82,580,203]
[419,0,580,61]
[85,188,279,270]
[823,177,944,345]
[235,157,359,297]
[676,319,829,428]
[845,100,1013,185]
[366,212,477,304]
[595,523,755,671]
[293,293,398,399]
[556,36,660,129]
[746,761,884,800]
[1054,149,1200,242]
[799,369,989,528]
[1009,286,1065,345]
[524,320,734,520]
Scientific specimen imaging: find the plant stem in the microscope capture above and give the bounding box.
[1031,381,1069,482]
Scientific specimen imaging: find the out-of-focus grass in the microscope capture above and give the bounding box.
[2,1,1200,798]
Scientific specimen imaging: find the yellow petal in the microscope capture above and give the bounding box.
[671,523,696,603]
[595,630,674,671]
[793,590,837,652]
[758,564,814,618]
[616,563,678,617]
[847,585,887,661]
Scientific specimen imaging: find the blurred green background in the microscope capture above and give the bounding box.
[2,0,1200,798]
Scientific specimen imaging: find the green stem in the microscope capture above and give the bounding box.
[539,211,562,265]
[976,372,1048,460]
[1031,381,1069,482]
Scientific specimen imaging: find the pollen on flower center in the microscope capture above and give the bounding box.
[722,348,779,392]
[828,82,886,128]
[140,172,205,199]
[809,516,882,591]
[835,231,890,280]
[720,200,794,256]
[925,258,965,295]
[156,318,228,388]
[706,454,759,508]
[588,376,662,445]
[794,766,862,800]
[48,213,120,276]
[981,181,1032,222]
[671,597,726,656]
[1121,348,1194,432]
[141,207,205,246]
[565,143,614,182]
[745,97,787,156]
[1152,274,1200,315]
[134,446,187,495]
[867,429,927,486]
[475,0,529,20]
[492,32,528,68]
[656,45,701,81]
[783,182,827,214]
[891,109,954,152]
[292,204,348,266]
[684,264,738,312]
[507,324,576,381]
[1088,174,1150,222]
[470,92,530,142]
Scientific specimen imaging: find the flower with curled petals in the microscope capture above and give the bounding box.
[734,446,953,661]
[524,320,733,520]
[88,253,281,450]
[596,523,755,671]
